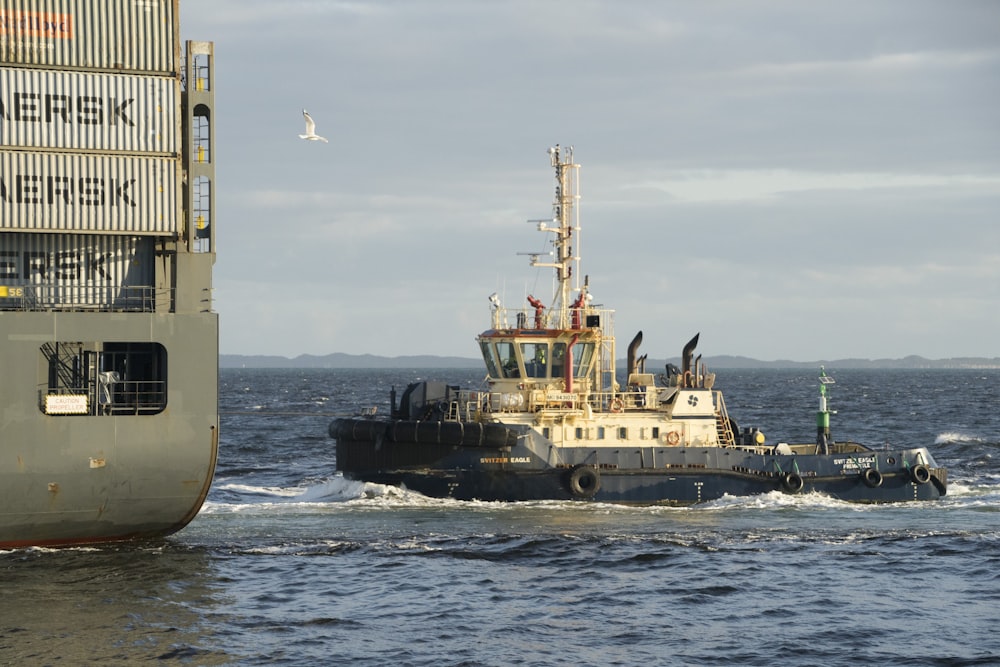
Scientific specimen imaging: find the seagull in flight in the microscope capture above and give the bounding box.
[299,109,328,143]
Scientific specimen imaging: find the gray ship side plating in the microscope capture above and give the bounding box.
[1,310,218,546]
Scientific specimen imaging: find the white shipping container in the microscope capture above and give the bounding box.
[0,150,179,234]
[0,231,155,310]
[0,67,179,153]
[0,0,178,73]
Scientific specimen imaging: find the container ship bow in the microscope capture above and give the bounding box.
[1,1,219,546]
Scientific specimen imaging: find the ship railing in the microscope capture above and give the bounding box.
[102,380,167,415]
[39,381,167,416]
[491,306,615,332]
[1,285,171,313]
[451,389,495,420]
[457,386,654,417]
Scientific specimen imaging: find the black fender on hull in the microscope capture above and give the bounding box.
[862,468,883,488]
[566,465,601,498]
[781,472,805,493]
[330,418,519,448]
[910,464,931,485]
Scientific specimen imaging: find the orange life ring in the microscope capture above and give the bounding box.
[666,431,680,446]
[610,398,624,413]
[683,370,692,388]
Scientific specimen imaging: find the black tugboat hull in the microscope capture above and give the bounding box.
[332,418,947,505]
[376,468,946,504]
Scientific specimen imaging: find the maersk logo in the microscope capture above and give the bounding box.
[0,250,129,283]
[0,94,134,127]
[0,249,127,282]
[0,175,137,207]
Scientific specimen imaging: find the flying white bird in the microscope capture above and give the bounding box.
[299,109,328,143]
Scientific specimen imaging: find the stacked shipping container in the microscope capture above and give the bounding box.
[0,68,179,152]
[0,0,180,306]
[0,0,177,72]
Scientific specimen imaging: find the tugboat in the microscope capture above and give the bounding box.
[331,146,947,504]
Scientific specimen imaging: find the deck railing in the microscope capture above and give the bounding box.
[447,386,727,417]
[39,381,167,416]
[1,285,170,313]
[491,306,615,333]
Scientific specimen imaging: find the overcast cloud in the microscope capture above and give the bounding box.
[182,0,1000,361]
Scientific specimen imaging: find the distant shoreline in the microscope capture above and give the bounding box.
[220,353,1000,370]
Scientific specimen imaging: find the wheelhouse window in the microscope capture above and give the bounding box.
[39,342,167,416]
[572,342,595,379]
[550,343,566,379]
[520,342,547,378]
[496,341,519,378]
[480,341,500,378]
[483,339,581,381]
[482,341,520,379]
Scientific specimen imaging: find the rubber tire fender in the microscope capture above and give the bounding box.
[862,468,883,488]
[910,464,931,485]
[568,465,601,498]
[781,472,804,494]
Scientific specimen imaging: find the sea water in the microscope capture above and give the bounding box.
[3,368,999,666]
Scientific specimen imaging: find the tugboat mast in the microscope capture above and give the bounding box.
[530,145,581,329]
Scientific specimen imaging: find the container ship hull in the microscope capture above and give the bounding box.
[0,311,218,547]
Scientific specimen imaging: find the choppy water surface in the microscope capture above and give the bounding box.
[3,368,999,665]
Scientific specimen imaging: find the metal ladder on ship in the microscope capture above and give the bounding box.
[713,391,737,447]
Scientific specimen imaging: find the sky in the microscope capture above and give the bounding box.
[181,1,1000,361]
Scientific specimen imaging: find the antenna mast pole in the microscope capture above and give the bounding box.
[535,145,580,328]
